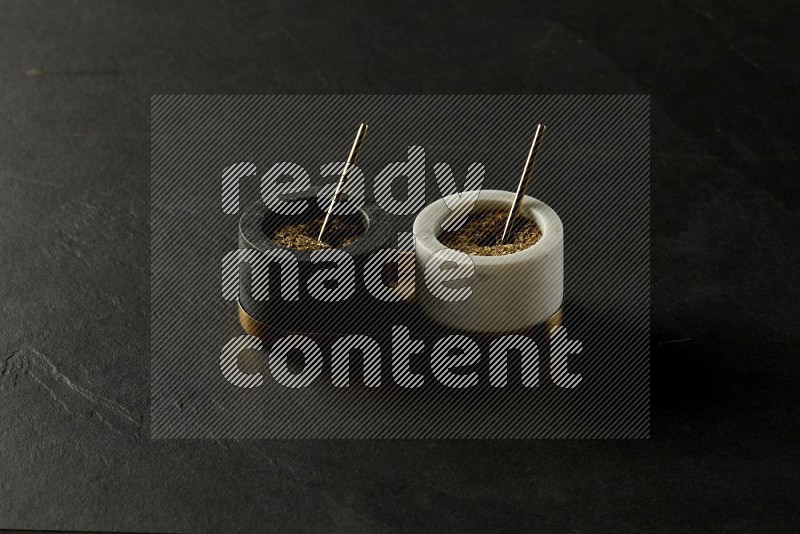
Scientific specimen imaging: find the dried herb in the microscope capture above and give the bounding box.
[439,210,542,256]
[271,218,362,250]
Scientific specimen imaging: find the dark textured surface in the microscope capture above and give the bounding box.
[0,0,798,531]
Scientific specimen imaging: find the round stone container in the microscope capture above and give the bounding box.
[413,189,564,334]
[237,188,396,338]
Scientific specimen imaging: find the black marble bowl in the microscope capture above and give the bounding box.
[237,189,408,337]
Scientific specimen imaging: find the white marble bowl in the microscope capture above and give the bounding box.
[413,190,563,334]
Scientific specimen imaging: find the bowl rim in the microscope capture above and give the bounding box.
[413,189,563,266]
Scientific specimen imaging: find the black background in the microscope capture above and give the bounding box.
[1,0,798,531]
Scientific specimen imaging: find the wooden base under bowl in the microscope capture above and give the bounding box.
[238,300,564,341]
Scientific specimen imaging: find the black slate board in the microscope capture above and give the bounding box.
[1,0,798,531]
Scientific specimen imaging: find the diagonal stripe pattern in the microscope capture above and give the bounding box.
[151,95,650,439]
